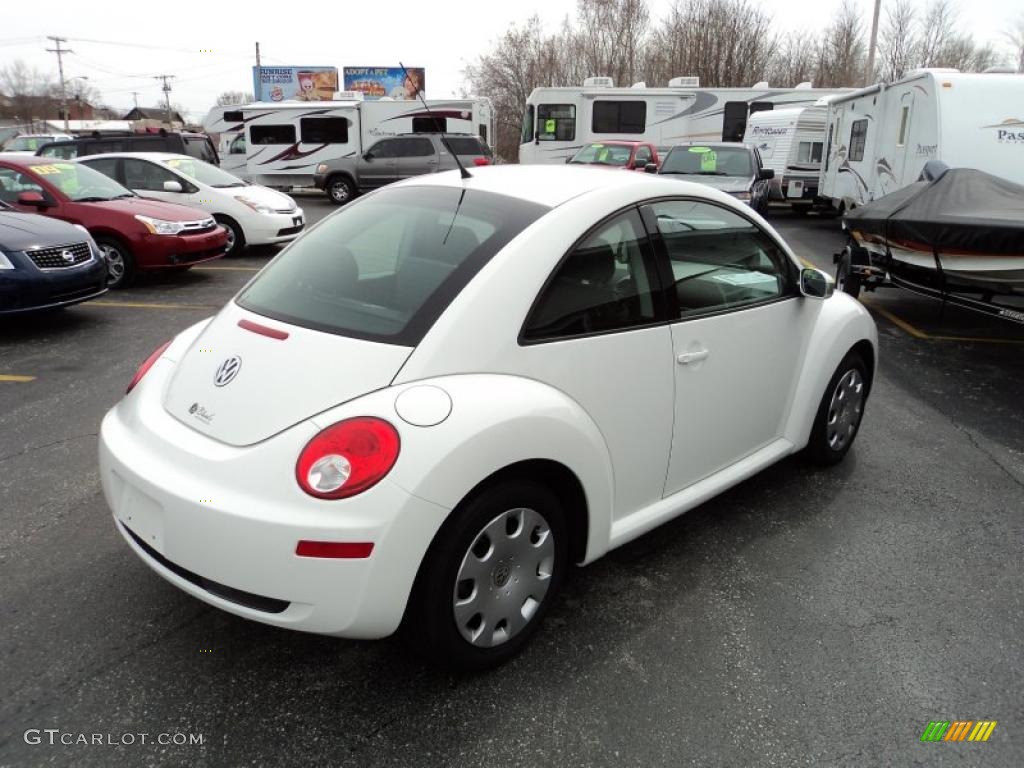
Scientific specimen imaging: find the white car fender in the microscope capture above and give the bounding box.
[783,293,878,450]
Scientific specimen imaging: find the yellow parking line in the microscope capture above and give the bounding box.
[85,300,213,310]
[0,374,36,382]
[861,298,1024,344]
[193,266,261,272]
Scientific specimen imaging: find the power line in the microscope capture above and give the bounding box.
[46,35,72,131]
[154,74,175,124]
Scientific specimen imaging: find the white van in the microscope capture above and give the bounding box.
[519,77,850,164]
[203,97,493,188]
[819,70,1024,212]
[742,99,835,211]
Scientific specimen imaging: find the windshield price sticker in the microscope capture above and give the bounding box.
[544,119,556,134]
[32,164,62,175]
[700,151,718,171]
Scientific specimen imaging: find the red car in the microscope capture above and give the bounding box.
[0,156,227,287]
[567,140,660,171]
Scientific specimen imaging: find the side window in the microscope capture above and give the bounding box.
[250,124,296,145]
[797,141,824,164]
[645,199,793,318]
[39,144,78,159]
[123,158,179,191]
[824,123,835,171]
[0,168,45,203]
[367,139,398,158]
[536,104,576,141]
[592,101,646,134]
[412,116,446,133]
[81,157,120,182]
[522,208,659,341]
[520,105,534,144]
[849,119,868,162]
[300,117,349,144]
[722,101,749,142]
[229,133,247,155]
[396,138,435,157]
[634,146,652,167]
[896,105,910,147]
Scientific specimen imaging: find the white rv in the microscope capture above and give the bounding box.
[202,96,493,188]
[518,77,849,164]
[819,70,1024,212]
[742,98,835,210]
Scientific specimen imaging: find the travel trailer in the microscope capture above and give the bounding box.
[742,98,836,211]
[819,69,1024,212]
[202,96,493,187]
[519,77,849,164]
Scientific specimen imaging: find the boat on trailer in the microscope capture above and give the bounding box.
[835,162,1024,325]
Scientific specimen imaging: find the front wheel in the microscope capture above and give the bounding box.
[403,479,568,671]
[95,236,135,289]
[326,176,355,205]
[805,352,869,466]
[214,215,245,257]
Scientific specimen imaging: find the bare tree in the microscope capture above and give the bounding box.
[877,0,917,81]
[572,0,650,86]
[916,0,956,67]
[769,30,820,87]
[814,0,866,87]
[1006,13,1024,73]
[216,91,254,106]
[0,59,55,121]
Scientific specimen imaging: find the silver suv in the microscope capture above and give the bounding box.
[313,133,492,205]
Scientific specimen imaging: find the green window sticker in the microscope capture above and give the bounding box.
[544,119,556,134]
[700,151,717,172]
[687,146,711,153]
[598,148,609,161]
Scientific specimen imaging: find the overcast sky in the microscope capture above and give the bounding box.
[2,0,1017,121]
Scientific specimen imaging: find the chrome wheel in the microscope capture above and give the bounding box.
[453,507,555,648]
[826,368,864,451]
[101,243,125,285]
[224,225,236,253]
[329,179,351,204]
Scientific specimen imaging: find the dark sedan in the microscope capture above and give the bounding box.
[0,201,108,314]
[651,142,774,214]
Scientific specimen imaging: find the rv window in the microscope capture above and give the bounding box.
[396,138,435,157]
[478,124,487,145]
[749,102,773,115]
[300,118,348,144]
[796,141,823,164]
[520,105,534,144]
[897,105,910,147]
[412,117,447,133]
[223,110,244,123]
[250,124,297,145]
[592,101,646,134]
[722,101,748,142]
[229,133,247,155]
[537,104,576,141]
[849,119,868,162]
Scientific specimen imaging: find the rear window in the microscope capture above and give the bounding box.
[237,186,548,345]
[183,136,217,163]
[444,137,488,156]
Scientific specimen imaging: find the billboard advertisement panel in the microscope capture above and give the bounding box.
[343,67,426,101]
[252,66,339,101]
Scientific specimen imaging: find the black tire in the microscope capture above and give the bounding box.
[326,175,355,205]
[402,479,568,671]
[95,235,136,289]
[214,215,245,256]
[805,351,869,466]
[835,245,863,298]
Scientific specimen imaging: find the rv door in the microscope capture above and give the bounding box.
[894,93,914,187]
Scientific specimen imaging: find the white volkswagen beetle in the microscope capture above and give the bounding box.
[99,166,877,670]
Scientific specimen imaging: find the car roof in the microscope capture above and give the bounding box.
[397,164,700,208]
[584,140,647,146]
[668,142,753,150]
[77,152,192,162]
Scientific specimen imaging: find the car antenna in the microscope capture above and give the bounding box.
[399,61,471,180]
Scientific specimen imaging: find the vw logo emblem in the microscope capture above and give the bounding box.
[214,356,242,387]
[61,249,75,264]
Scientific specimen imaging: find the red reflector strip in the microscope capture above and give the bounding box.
[472,158,491,166]
[295,541,374,559]
[238,318,289,340]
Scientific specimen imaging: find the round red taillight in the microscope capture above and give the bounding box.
[296,417,401,500]
[126,340,172,394]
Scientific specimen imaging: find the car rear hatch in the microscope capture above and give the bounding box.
[163,304,412,446]
[444,136,492,166]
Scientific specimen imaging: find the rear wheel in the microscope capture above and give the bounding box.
[805,351,869,466]
[214,214,245,256]
[326,175,355,205]
[403,479,568,671]
[95,235,135,289]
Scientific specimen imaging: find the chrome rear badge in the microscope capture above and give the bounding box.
[214,356,242,387]
[188,402,215,424]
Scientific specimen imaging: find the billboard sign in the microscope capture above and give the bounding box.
[252,66,339,102]
[343,67,426,101]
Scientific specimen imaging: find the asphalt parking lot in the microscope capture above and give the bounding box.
[1,193,1022,768]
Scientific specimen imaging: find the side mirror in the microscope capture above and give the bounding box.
[17,191,47,207]
[564,156,574,164]
[363,152,374,161]
[759,168,775,180]
[163,180,183,193]
[800,267,834,299]
[644,163,658,174]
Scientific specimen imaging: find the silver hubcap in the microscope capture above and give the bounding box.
[101,244,124,283]
[224,225,236,252]
[330,182,349,202]
[827,368,864,451]
[453,507,555,648]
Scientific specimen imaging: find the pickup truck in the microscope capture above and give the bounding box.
[313,133,492,204]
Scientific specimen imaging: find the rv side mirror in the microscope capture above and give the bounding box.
[759,168,775,180]
[17,191,47,207]
[800,268,834,299]
[644,163,658,174]
[162,180,183,193]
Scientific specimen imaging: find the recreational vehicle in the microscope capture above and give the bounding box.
[819,70,1024,212]
[742,98,835,211]
[519,77,849,164]
[202,96,493,188]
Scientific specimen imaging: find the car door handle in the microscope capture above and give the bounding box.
[677,349,709,365]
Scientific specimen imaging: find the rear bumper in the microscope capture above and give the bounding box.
[98,373,450,638]
[0,256,108,314]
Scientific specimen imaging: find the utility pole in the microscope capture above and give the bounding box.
[255,42,262,101]
[131,91,139,109]
[865,0,882,86]
[46,36,72,131]
[154,75,175,126]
